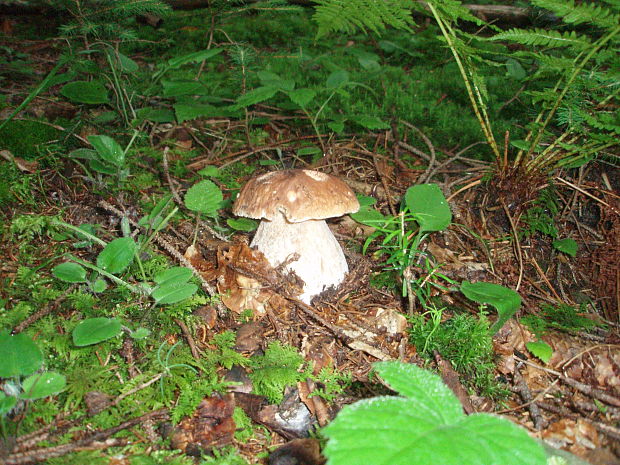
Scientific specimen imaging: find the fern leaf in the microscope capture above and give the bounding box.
[313,0,415,38]
[491,28,592,50]
[532,0,619,29]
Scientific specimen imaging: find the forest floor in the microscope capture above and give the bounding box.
[0,4,619,465]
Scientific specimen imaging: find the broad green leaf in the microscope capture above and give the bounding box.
[89,159,116,175]
[174,103,219,123]
[184,179,223,216]
[326,70,349,88]
[134,107,176,123]
[162,80,209,97]
[328,120,345,133]
[460,281,521,334]
[0,331,43,377]
[0,392,17,415]
[356,194,377,208]
[96,237,137,274]
[350,115,390,130]
[21,372,66,399]
[287,88,316,108]
[227,217,258,232]
[527,340,553,364]
[350,209,387,226]
[198,165,221,178]
[552,238,578,257]
[154,266,193,286]
[405,184,452,233]
[323,361,546,465]
[88,135,124,167]
[116,52,139,73]
[505,58,526,80]
[167,48,222,69]
[152,283,198,305]
[91,278,108,293]
[235,86,279,108]
[72,317,122,346]
[60,80,109,104]
[68,148,98,160]
[296,146,322,157]
[52,262,87,283]
[130,327,151,340]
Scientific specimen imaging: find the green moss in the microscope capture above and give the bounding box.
[0,120,64,159]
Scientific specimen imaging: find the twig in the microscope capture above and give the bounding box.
[175,318,202,360]
[501,202,524,291]
[521,359,620,408]
[537,402,620,442]
[513,363,547,430]
[12,284,78,334]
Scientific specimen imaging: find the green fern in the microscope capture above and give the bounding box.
[313,0,415,39]
[531,0,619,29]
[491,28,592,50]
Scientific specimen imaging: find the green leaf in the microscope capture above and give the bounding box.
[72,317,122,346]
[162,80,209,97]
[323,361,546,465]
[287,88,316,108]
[134,107,176,124]
[227,217,258,232]
[405,184,452,232]
[154,266,193,286]
[357,194,377,208]
[184,179,223,216]
[130,327,151,340]
[167,48,223,69]
[0,392,17,415]
[198,165,221,178]
[296,146,322,157]
[350,115,390,130]
[20,372,66,399]
[88,135,125,168]
[174,103,220,123]
[68,148,98,161]
[91,278,108,293]
[89,159,116,175]
[235,86,279,108]
[460,281,522,334]
[52,262,87,283]
[60,80,109,104]
[152,283,198,305]
[96,237,137,274]
[552,238,578,257]
[326,70,349,88]
[116,52,139,73]
[327,120,345,133]
[0,331,43,377]
[350,209,387,226]
[527,340,553,364]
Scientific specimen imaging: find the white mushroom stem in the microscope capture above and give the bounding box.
[251,213,348,304]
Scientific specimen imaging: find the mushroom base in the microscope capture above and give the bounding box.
[251,215,348,304]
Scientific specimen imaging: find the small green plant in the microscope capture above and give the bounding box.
[68,134,136,185]
[323,361,547,465]
[0,331,66,436]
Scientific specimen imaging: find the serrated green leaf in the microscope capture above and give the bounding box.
[130,327,151,340]
[167,48,223,69]
[88,135,125,167]
[184,179,223,216]
[526,340,553,364]
[552,238,578,257]
[326,70,349,88]
[154,266,193,286]
[227,217,258,232]
[235,86,279,108]
[0,392,17,415]
[174,103,219,123]
[52,262,87,283]
[21,372,66,399]
[460,281,521,334]
[323,361,546,465]
[60,80,109,104]
[96,237,137,274]
[287,88,316,108]
[198,165,221,178]
[72,317,122,346]
[351,115,390,130]
[152,283,198,305]
[0,331,43,377]
[405,184,452,232]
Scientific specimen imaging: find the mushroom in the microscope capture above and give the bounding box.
[233,169,360,304]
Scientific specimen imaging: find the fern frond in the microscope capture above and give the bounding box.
[532,0,619,29]
[491,28,592,50]
[313,0,415,38]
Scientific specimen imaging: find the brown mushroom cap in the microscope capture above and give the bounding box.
[233,169,360,222]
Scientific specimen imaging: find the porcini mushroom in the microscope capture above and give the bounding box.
[233,169,360,304]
